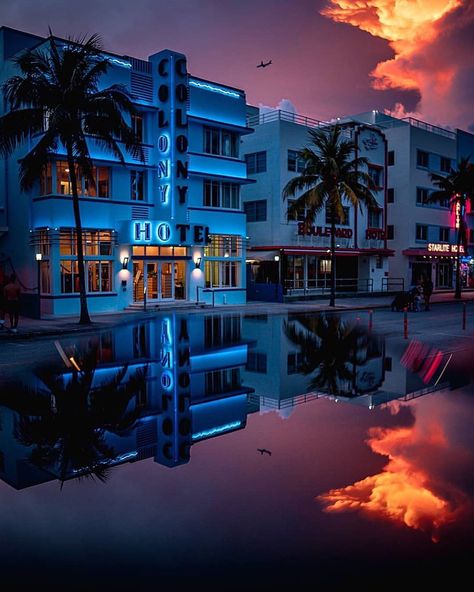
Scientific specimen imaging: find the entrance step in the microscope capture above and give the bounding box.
[125,301,210,312]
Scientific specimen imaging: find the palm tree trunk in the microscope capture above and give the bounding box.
[454,214,462,300]
[66,147,91,324]
[330,212,336,307]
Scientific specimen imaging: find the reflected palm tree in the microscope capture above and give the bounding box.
[11,344,148,487]
[284,314,370,396]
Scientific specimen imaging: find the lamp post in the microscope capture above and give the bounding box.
[35,253,42,319]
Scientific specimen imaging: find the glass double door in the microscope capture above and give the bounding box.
[133,260,185,302]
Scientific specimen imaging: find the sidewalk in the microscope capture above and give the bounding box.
[1,290,474,341]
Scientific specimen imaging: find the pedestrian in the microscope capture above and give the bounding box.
[422,276,433,311]
[4,273,21,333]
[0,273,6,330]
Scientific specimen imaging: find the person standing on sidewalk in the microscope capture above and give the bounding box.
[0,273,6,330]
[422,276,433,311]
[4,274,21,333]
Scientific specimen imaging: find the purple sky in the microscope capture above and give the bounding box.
[0,0,472,129]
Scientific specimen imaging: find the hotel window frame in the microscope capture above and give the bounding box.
[387,225,394,240]
[440,156,451,173]
[368,208,382,228]
[439,226,450,242]
[131,114,144,143]
[387,188,394,203]
[417,149,429,168]
[203,180,240,209]
[130,170,145,201]
[203,126,239,158]
[204,260,239,288]
[245,151,267,174]
[388,151,395,166]
[416,224,428,242]
[40,163,53,195]
[56,160,110,198]
[244,199,267,222]
[368,164,383,189]
[287,149,305,172]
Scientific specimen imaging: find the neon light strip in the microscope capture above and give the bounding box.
[192,421,242,440]
[109,58,132,68]
[189,80,240,99]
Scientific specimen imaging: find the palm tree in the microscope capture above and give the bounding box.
[0,33,142,324]
[429,158,474,299]
[12,344,148,487]
[284,313,371,396]
[283,126,378,306]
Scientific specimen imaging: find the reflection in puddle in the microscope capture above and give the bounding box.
[0,311,470,494]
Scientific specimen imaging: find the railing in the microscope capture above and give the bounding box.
[381,277,404,292]
[248,391,323,410]
[401,117,456,139]
[284,277,373,296]
[247,109,327,129]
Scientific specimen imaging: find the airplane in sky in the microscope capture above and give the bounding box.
[257,60,272,68]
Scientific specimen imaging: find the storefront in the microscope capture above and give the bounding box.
[403,243,468,289]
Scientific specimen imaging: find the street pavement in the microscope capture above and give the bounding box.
[1,289,474,341]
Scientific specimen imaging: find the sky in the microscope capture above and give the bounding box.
[0,0,473,130]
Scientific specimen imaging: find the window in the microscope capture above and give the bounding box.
[203,180,240,209]
[439,227,450,242]
[40,260,51,294]
[368,165,383,188]
[60,228,114,293]
[417,150,429,168]
[325,206,350,225]
[205,235,241,258]
[56,160,110,198]
[205,368,241,396]
[61,260,80,293]
[132,114,144,143]
[287,199,305,222]
[204,260,239,288]
[40,163,53,195]
[205,315,241,347]
[384,357,392,371]
[246,351,267,373]
[245,151,266,174]
[368,208,382,228]
[375,254,383,269]
[416,187,430,204]
[131,170,145,201]
[387,225,394,240]
[440,157,451,173]
[287,149,305,172]
[87,261,113,292]
[204,126,238,157]
[287,352,304,375]
[470,229,474,244]
[388,151,395,166]
[244,200,267,222]
[416,224,428,241]
[387,188,394,203]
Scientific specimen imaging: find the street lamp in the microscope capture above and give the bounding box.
[35,253,42,319]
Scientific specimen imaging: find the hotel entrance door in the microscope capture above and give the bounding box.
[133,260,186,302]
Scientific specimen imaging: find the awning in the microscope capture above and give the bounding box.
[248,245,394,258]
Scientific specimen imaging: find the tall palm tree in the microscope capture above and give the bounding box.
[429,158,474,299]
[283,126,378,306]
[0,33,142,324]
[284,313,371,396]
[13,349,149,487]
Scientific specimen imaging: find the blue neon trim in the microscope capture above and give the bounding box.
[189,80,240,99]
[109,58,132,68]
[192,421,242,440]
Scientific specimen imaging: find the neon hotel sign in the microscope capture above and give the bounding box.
[427,243,465,254]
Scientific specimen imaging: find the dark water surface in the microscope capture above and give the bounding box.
[0,311,473,587]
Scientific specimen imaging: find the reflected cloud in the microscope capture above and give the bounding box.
[318,408,471,542]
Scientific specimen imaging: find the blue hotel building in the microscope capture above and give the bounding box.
[0,27,252,316]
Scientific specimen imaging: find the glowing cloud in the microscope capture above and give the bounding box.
[317,418,468,542]
[321,1,474,129]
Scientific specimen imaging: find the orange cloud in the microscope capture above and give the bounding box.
[321,1,474,129]
[317,417,468,542]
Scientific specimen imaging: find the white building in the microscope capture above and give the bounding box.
[347,112,474,290]
[241,108,392,301]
